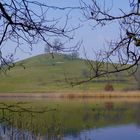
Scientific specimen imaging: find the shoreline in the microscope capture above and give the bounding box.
[0,91,140,99]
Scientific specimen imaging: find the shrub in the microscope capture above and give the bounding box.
[104,84,114,91]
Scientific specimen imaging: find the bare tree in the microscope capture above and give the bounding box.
[69,0,140,85]
[0,0,80,71]
[44,44,51,54]
[52,38,64,53]
[71,49,79,59]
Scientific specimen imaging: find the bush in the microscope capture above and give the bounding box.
[104,84,114,91]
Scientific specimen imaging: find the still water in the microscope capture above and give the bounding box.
[0,98,140,140]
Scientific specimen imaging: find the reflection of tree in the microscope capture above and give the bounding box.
[104,102,114,111]
[0,102,58,140]
[133,103,140,128]
[92,103,130,124]
[0,101,139,139]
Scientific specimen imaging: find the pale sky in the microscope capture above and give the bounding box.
[2,0,130,61]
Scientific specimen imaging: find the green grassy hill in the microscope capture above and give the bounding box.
[0,54,136,93]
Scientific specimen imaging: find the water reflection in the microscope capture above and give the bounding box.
[0,125,37,140]
[64,124,140,140]
[0,100,139,140]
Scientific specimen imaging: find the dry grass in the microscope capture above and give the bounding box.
[0,90,140,99]
[59,91,140,99]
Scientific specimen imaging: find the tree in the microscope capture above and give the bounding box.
[0,0,79,71]
[52,39,64,53]
[44,39,64,59]
[71,50,79,59]
[70,0,140,85]
[44,44,51,54]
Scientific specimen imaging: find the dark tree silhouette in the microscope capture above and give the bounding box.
[70,0,140,85]
[0,0,80,71]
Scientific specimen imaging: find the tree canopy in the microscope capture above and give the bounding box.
[0,0,79,70]
[71,0,140,85]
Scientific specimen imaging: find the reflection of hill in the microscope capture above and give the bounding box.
[0,100,139,139]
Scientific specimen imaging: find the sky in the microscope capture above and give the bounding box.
[1,0,131,62]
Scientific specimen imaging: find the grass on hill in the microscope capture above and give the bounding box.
[0,53,136,93]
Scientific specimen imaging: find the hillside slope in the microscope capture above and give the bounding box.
[0,54,135,93]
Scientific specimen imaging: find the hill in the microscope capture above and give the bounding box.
[0,54,136,93]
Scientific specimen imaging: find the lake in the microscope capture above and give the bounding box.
[0,98,140,140]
